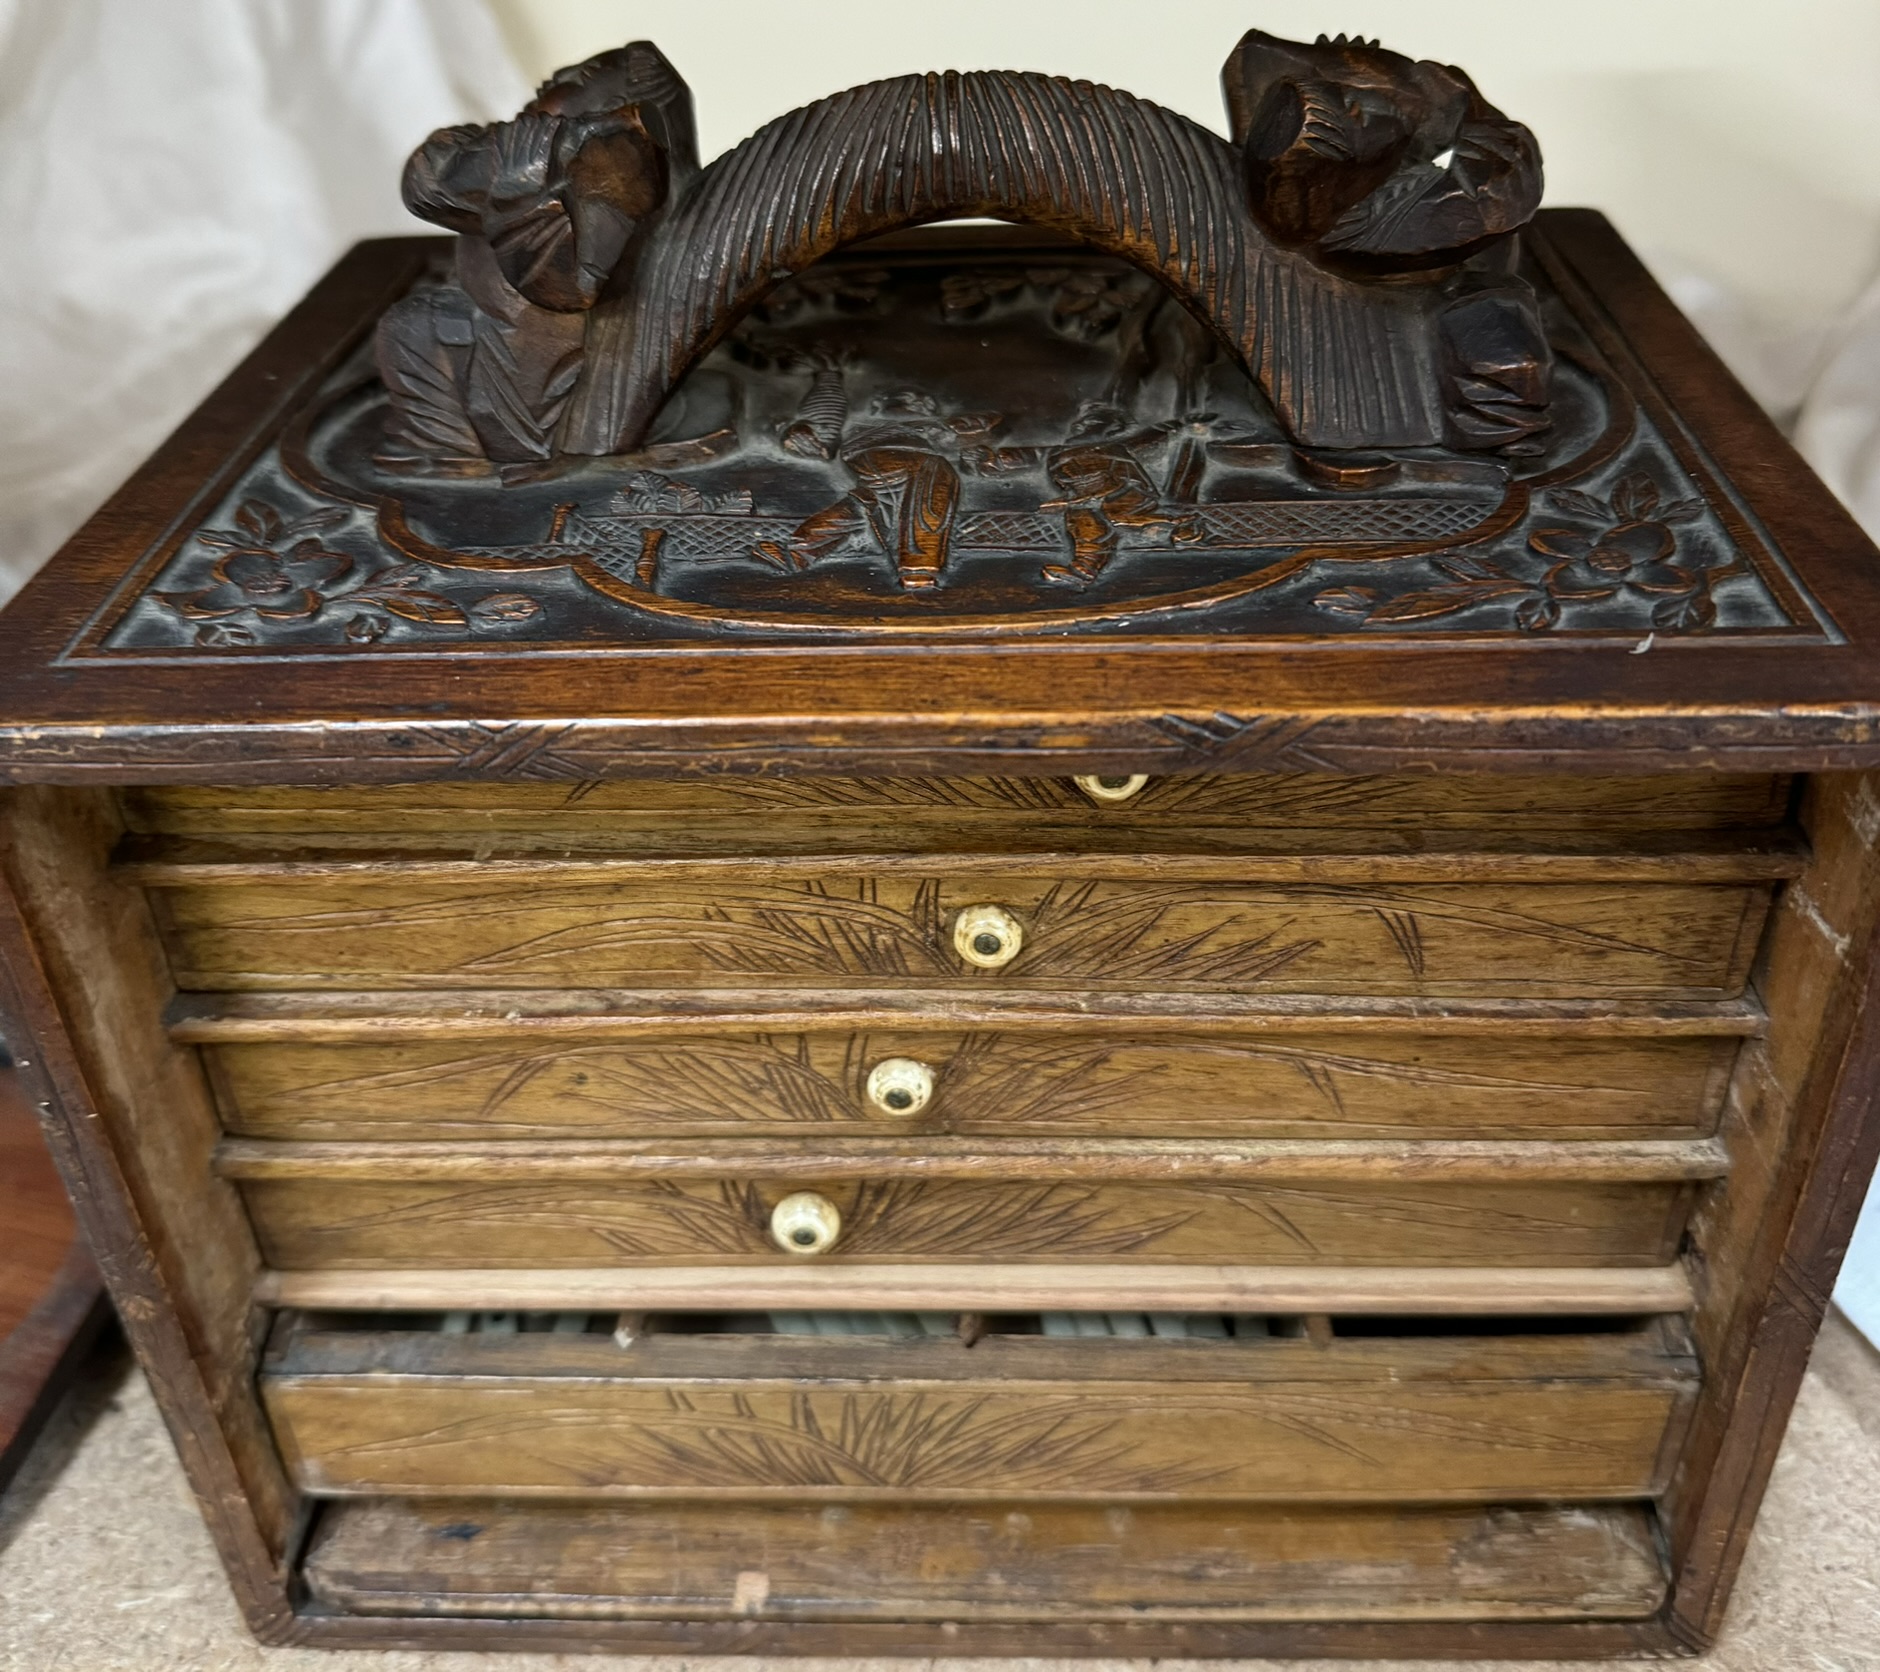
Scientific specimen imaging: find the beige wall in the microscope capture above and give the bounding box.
[489,0,1880,359]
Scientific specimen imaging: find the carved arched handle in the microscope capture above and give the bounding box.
[383,40,1552,471]
[563,69,1279,456]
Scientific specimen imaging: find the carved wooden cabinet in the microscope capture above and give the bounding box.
[3,31,1880,1659]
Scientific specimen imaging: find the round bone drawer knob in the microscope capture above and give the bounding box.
[1074,773,1150,805]
[953,904,1023,970]
[865,1057,935,1116]
[770,1191,842,1256]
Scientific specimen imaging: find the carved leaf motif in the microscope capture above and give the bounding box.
[1544,488,1609,521]
[1609,474,1661,522]
[1313,585,1377,617]
[481,1038,859,1128]
[1652,591,1717,631]
[1515,593,1563,631]
[367,564,432,590]
[1018,882,1326,984]
[1527,526,1590,560]
[620,1389,1217,1492]
[374,592,471,627]
[1366,583,1526,624]
[193,621,257,647]
[234,499,284,544]
[1432,554,1511,583]
[283,507,350,539]
[938,1033,1159,1128]
[1372,907,1426,975]
[470,592,545,625]
[835,1179,1198,1257]
[344,614,391,644]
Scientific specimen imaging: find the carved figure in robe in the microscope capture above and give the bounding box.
[754,392,999,590]
[1039,404,1200,586]
[1224,30,1552,453]
[375,43,697,475]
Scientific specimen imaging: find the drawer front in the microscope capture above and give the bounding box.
[236,1173,1698,1268]
[261,1323,1698,1502]
[156,875,1772,998]
[207,1027,1739,1142]
[126,773,1791,840]
[303,1498,1672,1624]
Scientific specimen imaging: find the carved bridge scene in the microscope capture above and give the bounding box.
[98,32,1827,654]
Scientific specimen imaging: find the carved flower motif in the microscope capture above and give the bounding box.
[159,496,549,645]
[1528,477,1703,611]
[1309,471,1742,635]
[165,540,352,620]
[160,499,353,621]
[1524,474,1752,632]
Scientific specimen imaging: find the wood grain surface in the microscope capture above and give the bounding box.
[303,1496,1669,1623]
[253,1260,1696,1316]
[122,772,1795,837]
[201,1024,1741,1142]
[262,1320,1697,1503]
[231,1169,1702,1270]
[149,870,1777,999]
[1656,771,1880,1647]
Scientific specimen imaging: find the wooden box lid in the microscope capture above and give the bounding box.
[2,38,1878,783]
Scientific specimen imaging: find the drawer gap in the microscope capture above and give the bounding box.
[280,1305,1673,1344]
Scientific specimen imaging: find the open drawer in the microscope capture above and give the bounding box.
[260,1310,1699,1503]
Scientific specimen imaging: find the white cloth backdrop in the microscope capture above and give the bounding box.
[0,1,1876,1343]
[0,0,529,596]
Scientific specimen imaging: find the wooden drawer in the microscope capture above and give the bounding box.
[121,774,1794,852]
[194,1010,1747,1143]
[144,867,1782,998]
[260,1314,1699,1503]
[219,1144,1718,1269]
[302,1497,1673,1624]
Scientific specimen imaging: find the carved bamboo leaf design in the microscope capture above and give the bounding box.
[935,1031,1162,1127]
[1245,883,1718,970]
[269,1179,772,1259]
[833,1179,1199,1257]
[1373,907,1427,975]
[196,874,1725,990]
[623,1390,1225,1491]
[1015,882,1326,983]
[475,1037,860,1126]
[306,1386,1617,1493]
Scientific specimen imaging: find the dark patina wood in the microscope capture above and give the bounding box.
[0,26,1877,1660]
[0,209,1878,781]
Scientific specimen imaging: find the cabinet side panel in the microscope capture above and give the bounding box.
[0,786,296,1635]
[1665,771,1880,1646]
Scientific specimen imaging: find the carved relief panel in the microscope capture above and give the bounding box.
[81,31,1832,658]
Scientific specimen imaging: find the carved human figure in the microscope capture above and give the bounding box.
[1223,30,1552,453]
[1038,404,1200,586]
[376,44,697,475]
[755,391,998,590]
